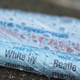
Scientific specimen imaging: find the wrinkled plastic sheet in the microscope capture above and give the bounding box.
[0,9,80,80]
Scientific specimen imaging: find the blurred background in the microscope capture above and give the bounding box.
[0,0,80,18]
[45,0,80,11]
[0,0,80,80]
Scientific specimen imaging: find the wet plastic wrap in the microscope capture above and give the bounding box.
[0,9,80,80]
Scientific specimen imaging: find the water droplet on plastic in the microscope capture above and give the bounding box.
[33,40,38,43]
[21,22,26,26]
[66,49,74,53]
[52,52,55,54]
[35,51,39,55]
[59,27,65,31]
[46,54,49,57]
[20,35,26,39]
[9,18,14,21]
[64,76,69,80]
[27,33,31,38]
[71,33,75,36]
[72,43,76,47]
[53,42,58,45]
[43,33,50,37]
[44,39,50,43]
[20,68,23,71]
[14,28,19,32]
[44,46,50,50]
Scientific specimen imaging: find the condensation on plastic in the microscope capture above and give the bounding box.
[0,9,80,80]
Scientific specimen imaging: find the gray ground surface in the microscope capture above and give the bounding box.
[0,0,80,80]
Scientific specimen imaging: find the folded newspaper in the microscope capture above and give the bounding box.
[0,9,80,80]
